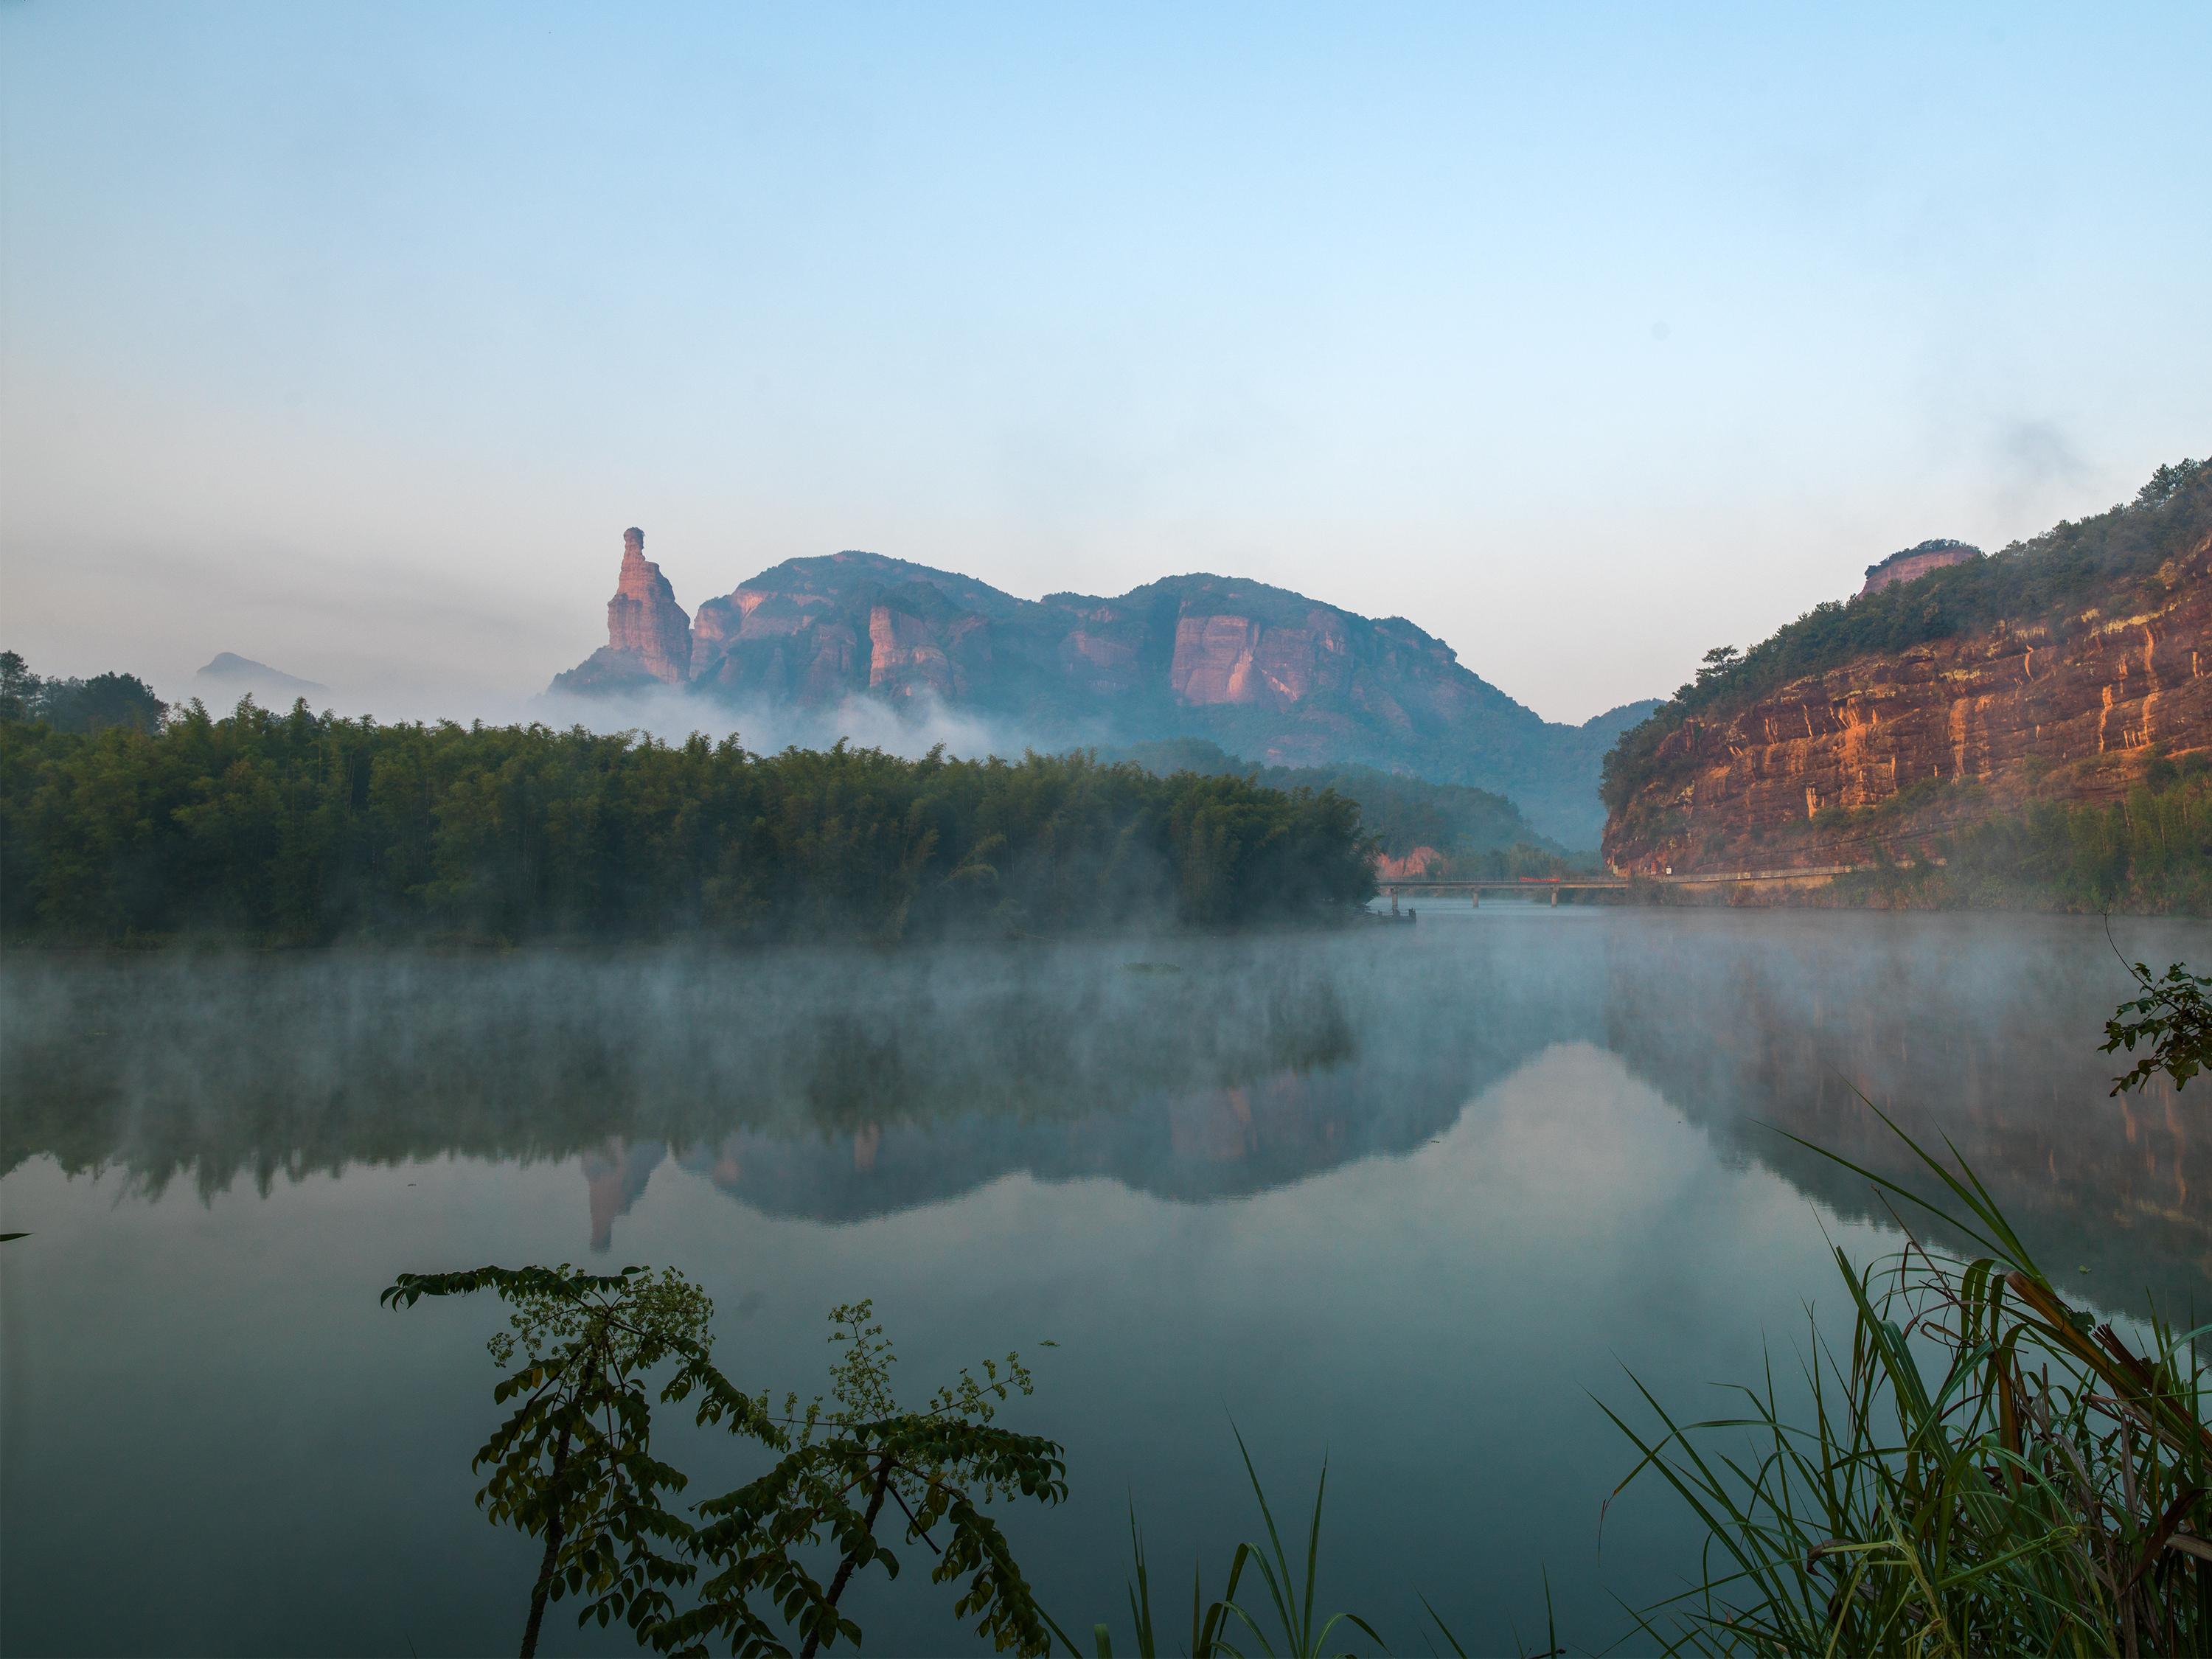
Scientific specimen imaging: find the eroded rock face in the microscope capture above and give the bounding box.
[869,602,985,701]
[1168,608,1353,709]
[1859,539,1983,598]
[1602,529,2212,874]
[605,528,693,684]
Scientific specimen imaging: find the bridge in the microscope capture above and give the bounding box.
[1374,865,1857,908]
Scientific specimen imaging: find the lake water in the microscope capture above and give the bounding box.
[2,908,2205,1656]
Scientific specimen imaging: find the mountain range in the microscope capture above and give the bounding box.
[551,528,1652,845]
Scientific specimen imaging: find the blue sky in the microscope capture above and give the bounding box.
[4,1,2207,722]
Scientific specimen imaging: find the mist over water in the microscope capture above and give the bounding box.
[1,908,2203,1654]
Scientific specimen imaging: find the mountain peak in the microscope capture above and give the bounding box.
[195,653,327,696]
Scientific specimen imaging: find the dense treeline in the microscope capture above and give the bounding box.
[1601,457,2211,810]
[1113,736,1584,874]
[1831,761,2212,913]
[0,650,167,735]
[0,692,1375,945]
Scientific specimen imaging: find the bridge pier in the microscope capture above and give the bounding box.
[1471,887,1478,908]
[1550,886,1559,906]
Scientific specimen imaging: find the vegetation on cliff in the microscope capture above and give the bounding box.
[1818,757,2212,913]
[0,682,1374,945]
[1601,458,2211,817]
[1627,754,2212,914]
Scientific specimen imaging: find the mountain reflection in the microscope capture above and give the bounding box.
[577,1059,1419,1247]
[1604,932,2207,1295]
[3,914,2203,1309]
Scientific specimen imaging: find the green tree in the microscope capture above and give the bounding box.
[383,1270,1067,1658]
[1,704,1376,945]
[0,651,39,723]
[411,1265,714,1655]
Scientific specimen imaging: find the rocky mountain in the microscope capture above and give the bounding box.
[1601,459,2211,876]
[603,527,693,683]
[553,532,1652,845]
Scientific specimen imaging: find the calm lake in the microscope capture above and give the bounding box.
[2,908,2205,1656]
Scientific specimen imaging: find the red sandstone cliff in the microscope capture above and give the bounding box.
[1602,471,2211,875]
[1373,845,1446,880]
[552,527,695,692]
[1167,608,1355,709]
[1860,539,1981,598]
[605,527,692,683]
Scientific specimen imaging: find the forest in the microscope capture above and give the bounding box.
[0,674,1376,945]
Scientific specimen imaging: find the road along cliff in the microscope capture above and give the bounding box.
[1599,460,2211,877]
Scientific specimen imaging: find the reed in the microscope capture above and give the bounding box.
[1076,1430,1382,1659]
[1603,1102,2210,1656]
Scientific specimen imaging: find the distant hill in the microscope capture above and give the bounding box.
[1110,737,1579,874]
[551,532,1658,846]
[195,653,327,701]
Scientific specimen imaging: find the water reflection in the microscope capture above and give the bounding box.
[4,911,2207,1657]
[1599,919,2210,1297]
[7,912,2200,1304]
[577,1058,1432,1244]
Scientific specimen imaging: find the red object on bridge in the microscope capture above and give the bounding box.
[1517,875,1562,883]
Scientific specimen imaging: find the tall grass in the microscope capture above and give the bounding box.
[1604,1103,2210,1656]
[1073,1430,1385,1659]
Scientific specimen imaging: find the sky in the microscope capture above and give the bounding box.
[3,0,2207,726]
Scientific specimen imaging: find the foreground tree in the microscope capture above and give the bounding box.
[383,1270,1065,1658]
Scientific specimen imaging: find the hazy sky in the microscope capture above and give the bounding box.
[4,1,2206,724]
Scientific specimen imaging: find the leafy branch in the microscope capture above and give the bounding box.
[2103,959,2212,1095]
[383,1271,1064,1658]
